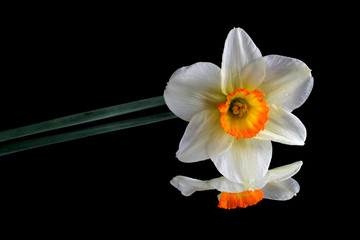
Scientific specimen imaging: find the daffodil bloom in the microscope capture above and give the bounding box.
[164,28,313,184]
[171,161,303,209]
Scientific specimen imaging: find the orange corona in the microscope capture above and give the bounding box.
[218,88,269,140]
[218,190,264,209]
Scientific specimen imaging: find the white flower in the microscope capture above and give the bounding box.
[170,161,303,209]
[164,28,313,184]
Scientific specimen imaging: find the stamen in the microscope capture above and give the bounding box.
[231,101,248,117]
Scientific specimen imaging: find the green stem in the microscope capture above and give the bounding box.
[0,111,177,157]
[0,96,165,142]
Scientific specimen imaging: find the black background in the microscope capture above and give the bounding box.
[0,3,353,236]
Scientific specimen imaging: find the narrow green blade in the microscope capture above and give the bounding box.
[0,111,176,156]
[0,96,165,142]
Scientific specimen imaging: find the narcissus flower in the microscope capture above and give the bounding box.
[171,161,303,209]
[164,28,313,184]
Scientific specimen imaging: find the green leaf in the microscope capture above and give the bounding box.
[0,96,165,142]
[0,111,177,156]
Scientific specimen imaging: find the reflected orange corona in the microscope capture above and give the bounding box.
[218,190,264,209]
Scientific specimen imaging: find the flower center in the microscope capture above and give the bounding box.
[230,99,248,117]
[218,88,269,140]
[218,189,264,209]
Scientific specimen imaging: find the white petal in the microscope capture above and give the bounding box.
[220,28,264,95]
[170,176,214,196]
[164,62,225,121]
[255,104,307,145]
[211,138,272,184]
[208,177,248,193]
[268,161,303,183]
[209,173,270,193]
[176,110,233,163]
[259,55,313,112]
[262,178,300,201]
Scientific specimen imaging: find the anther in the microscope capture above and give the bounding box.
[231,101,248,117]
